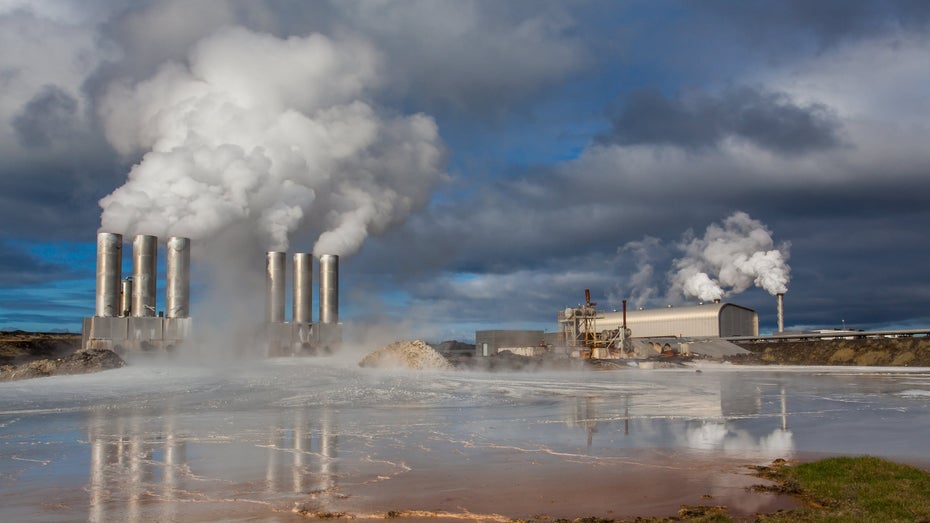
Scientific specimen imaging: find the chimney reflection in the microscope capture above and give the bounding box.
[87,406,339,521]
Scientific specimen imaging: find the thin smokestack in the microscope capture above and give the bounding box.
[120,278,132,317]
[777,293,785,333]
[293,253,312,324]
[266,251,286,323]
[131,234,158,317]
[95,232,122,317]
[319,255,339,324]
[165,237,191,318]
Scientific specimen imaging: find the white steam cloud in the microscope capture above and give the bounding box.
[671,211,791,301]
[98,26,445,256]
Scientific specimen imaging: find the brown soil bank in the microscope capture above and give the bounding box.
[0,331,125,381]
[0,331,81,365]
[730,336,930,366]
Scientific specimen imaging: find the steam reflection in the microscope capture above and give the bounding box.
[561,375,793,454]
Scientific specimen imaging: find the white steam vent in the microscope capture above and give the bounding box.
[672,211,791,301]
[98,26,445,256]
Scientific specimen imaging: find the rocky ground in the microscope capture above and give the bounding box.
[0,331,125,381]
[730,336,930,366]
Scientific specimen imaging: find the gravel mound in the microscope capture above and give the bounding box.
[359,340,454,370]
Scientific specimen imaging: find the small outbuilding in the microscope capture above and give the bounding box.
[475,330,546,357]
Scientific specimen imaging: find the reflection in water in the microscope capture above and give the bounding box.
[561,376,793,454]
[87,406,338,522]
[3,362,926,522]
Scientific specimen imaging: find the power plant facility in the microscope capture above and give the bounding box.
[264,251,342,356]
[477,289,769,360]
[81,232,342,355]
[81,233,192,353]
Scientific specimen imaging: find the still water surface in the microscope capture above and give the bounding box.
[1,358,929,521]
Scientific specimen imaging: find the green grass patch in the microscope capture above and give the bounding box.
[754,456,930,522]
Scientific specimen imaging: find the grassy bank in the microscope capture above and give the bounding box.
[752,456,930,522]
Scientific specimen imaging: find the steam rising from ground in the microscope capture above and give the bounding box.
[98,26,445,257]
[671,212,790,301]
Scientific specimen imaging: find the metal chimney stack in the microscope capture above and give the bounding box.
[120,278,132,317]
[95,232,122,317]
[776,293,785,333]
[266,251,286,323]
[165,237,191,318]
[293,253,313,324]
[131,235,158,317]
[319,255,339,324]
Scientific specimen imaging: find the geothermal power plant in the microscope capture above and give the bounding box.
[82,232,342,355]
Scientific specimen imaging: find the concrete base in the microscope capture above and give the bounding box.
[265,322,343,357]
[82,316,192,353]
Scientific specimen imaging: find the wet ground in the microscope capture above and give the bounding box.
[1,356,929,522]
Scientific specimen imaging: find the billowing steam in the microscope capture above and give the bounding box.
[671,211,790,301]
[98,27,445,256]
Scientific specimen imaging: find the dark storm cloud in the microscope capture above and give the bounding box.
[0,243,75,286]
[13,85,79,148]
[598,87,843,154]
[697,0,930,46]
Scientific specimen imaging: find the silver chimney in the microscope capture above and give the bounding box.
[266,251,286,323]
[95,232,122,317]
[293,253,312,324]
[131,234,158,317]
[165,237,191,318]
[120,278,132,317]
[319,254,339,324]
[776,293,785,333]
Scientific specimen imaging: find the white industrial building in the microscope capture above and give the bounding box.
[595,302,759,338]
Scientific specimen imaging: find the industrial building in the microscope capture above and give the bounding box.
[475,298,758,359]
[556,300,758,358]
[584,302,759,339]
[82,232,342,355]
[264,251,342,356]
[82,233,192,352]
[475,330,547,357]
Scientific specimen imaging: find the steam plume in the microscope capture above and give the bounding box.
[98,26,445,256]
[671,211,790,301]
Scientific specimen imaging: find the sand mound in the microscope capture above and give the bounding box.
[359,340,454,370]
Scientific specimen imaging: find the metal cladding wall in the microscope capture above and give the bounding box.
[319,255,338,324]
[131,235,158,317]
[293,253,312,323]
[266,251,286,323]
[475,330,545,357]
[165,237,191,318]
[95,232,122,317]
[598,303,758,338]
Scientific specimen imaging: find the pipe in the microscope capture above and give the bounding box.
[120,278,133,317]
[319,255,339,324]
[293,253,313,324]
[131,235,158,317]
[95,232,122,317]
[165,237,191,318]
[622,299,627,331]
[777,293,785,333]
[266,251,286,323]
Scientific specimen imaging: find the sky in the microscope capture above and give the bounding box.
[1,0,929,341]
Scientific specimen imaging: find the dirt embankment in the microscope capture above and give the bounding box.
[0,331,124,381]
[730,337,930,366]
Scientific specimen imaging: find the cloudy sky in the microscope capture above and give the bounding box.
[2,0,929,341]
